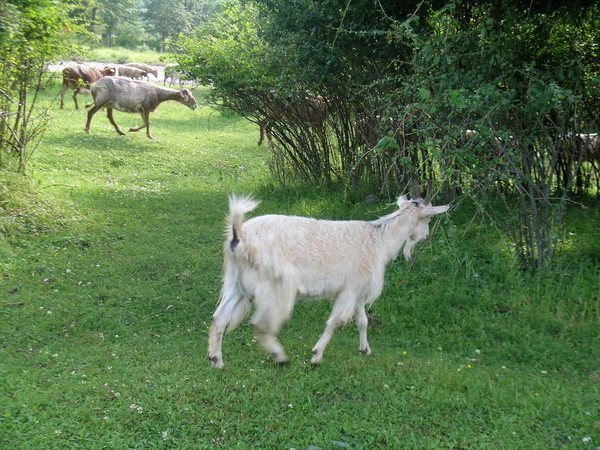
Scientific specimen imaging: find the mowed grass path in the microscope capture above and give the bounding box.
[1,80,599,448]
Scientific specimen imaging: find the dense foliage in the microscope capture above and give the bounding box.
[176,0,599,266]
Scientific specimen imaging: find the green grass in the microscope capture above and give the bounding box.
[1,80,599,448]
[83,46,171,65]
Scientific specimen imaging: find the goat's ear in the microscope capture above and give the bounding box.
[396,195,409,207]
[421,204,450,217]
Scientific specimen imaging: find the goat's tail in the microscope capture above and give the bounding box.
[226,194,260,251]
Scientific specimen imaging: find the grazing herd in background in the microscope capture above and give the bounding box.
[58,63,599,172]
[59,62,197,139]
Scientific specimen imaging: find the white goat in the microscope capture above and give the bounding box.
[85,76,197,139]
[117,66,147,80]
[125,62,158,80]
[208,195,449,368]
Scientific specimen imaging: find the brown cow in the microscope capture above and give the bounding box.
[60,65,116,109]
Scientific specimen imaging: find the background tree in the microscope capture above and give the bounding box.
[0,0,84,173]
[94,0,142,47]
[143,0,223,52]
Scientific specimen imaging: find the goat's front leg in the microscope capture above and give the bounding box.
[106,108,125,135]
[311,322,337,365]
[311,293,357,365]
[356,305,372,356]
[129,111,153,139]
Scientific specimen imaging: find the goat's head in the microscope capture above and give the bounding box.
[102,66,116,76]
[396,196,450,260]
[180,89,198,110]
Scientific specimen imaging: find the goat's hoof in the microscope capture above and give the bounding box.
[209,356,224,369]
[271,353,289,365]
[359,347,372,356]
[117,131,125,136]
[310,357,322,366]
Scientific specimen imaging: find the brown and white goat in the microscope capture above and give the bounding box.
[208,195,449,368]
[60,65,116,109]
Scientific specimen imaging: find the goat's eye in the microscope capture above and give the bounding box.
[412,201,420,207]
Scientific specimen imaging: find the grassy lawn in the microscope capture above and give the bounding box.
[1,80,599,448]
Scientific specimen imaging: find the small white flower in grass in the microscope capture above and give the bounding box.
[103,416,109,421]
[47,311,52,315]
[162,431,168,441]
[475,349,481,355]
[288,404,293,408]
[582,437,591,444]
[541,370,548,374]
[55,430,62,435]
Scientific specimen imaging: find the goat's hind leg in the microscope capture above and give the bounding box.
[208,292,251,369]
[85,102,103,134]
[250,285,295,365]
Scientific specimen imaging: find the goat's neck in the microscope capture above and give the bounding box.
[157,88,182,104]
[375,214,413,263]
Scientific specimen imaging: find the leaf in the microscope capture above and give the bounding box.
[373,136,399,152]
[419,87,432,100]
